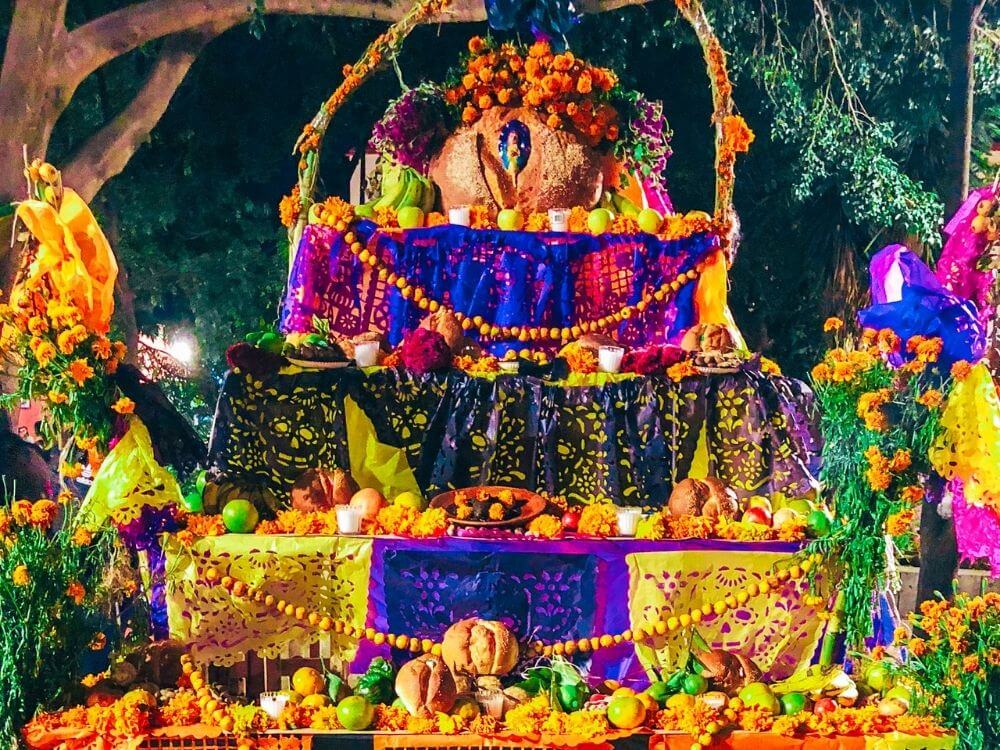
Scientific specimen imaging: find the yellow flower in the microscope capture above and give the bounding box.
[35,340,57,367]
[823,317,843,332]
[900,485,925,504]
[917,389,943,409]
[61,462,83,479]
[12,565,31,586]
[889,449,912,473]
[48,389,68,404]
[527,514,563,539]
[759,356,782,375]
[666,360,699,382]
[75,434,98,451]
[72,526,94,546]
[886,509,915,536]
[112,396,136,415]
[81,673,102,688]
[67,358,94,385]
[27,316,48,336]
[92,337,112,360]
[29,499,58,529]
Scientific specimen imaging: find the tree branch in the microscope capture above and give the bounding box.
[61,0,647,87]
[62,31,213,201]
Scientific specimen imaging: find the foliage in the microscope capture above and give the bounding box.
[898,592,1000,750]
[0,496,124,746]
[809,324,952,647]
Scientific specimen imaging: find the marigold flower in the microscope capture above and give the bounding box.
[890,449,912,473]
[73,526,94,546]
[917,389,943,409]
[527,514,563,539]
[67,358,94,385]
[951,360,972,380]
[29,499,59,529]
[66,580,86,605]
[722,114,755,152]
[112,396,136,415]
[48,389,68,404]
[823,317,844,332]
[35,340,57,366]
[61,462,83,479]
[900,485,925,504]
[92,337,112,359]
[667,360,699,382]
[81,673,102,688]
[12,565,31,586]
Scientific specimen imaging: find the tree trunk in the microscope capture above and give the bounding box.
[940,0,986,215]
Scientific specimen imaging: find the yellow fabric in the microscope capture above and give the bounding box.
[865,734,956,750]
[929,362,1000,514]
[164,534,373,667]
[693,249,747,349]
[80,418,182,526]
[14,189,118,334]
[688,423,710,480]
[345,395,421,500]
[627,550,830,680]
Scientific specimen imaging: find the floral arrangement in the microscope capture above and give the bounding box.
[895,593,1000,750]
[0,495,127,746]
[810,321,956,647]
[0,161,129,476]
[369,84,458,174]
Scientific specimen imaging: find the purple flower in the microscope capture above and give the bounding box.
[369,85,457,174]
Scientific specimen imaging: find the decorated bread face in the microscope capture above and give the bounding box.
[667,477,739,520]
[441,617,519,677]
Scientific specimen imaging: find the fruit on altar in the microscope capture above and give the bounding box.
[393,491,426,511]
[682,673,709,695]
[747,496,772,512]
[367,163,435,214]
[395,654,457,717]
[637,208,663,234]
[680,323,736,354]
[182,491,204,513]
[221,499,258,533]
[429,107,613,215]
[665,693,696,710]
[780,692,808,715]
[741,506,773,527]
[419,309,465,352]
[291,667,326,697]
[636,692,659,714]
[497,208,525,231]
[278,689,300,704]
[442,618,519,677]
[668,478,739,520]
[646,681,671,705]
[350,488,387,525]
[611,687,635,698]
[772,507,803,528]
[397,206,425,229]
[336,695,375,730]
[300,694,330,709]
[561,509,581,531]
[290,468,358,512]
[587,208,613,234]
[862,661,893,692]
[606,694,647,729]
[785,497,816,515]
[452,697,481,721]
[878,697,908,717]
[883,685,914,707]
[697,649,763,695]
[356,657,396,705]
[813,697,838,715]
[558,681,588,712]
[256,331,285,355]
[737,682,781,714]
[806,509,833,538]
[355,203,374,218]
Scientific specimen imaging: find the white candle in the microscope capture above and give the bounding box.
[336,506,362,534]
[548,208,569,232]
[616,508,642,537]
[449,205,471,227]
[260,692,289,719]
[598,345,625,373]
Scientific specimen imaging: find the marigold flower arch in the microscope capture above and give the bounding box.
[288,0,743,257]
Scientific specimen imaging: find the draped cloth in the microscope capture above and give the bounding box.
[207,367,820,505]
[280,223,725,354]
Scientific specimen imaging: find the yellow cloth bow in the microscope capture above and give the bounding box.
[14,188,118,334]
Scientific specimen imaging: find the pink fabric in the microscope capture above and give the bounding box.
[935,186,996,324]
[951,479,1000,577]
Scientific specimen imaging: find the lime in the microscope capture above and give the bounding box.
[739,682,781,714]
[646,681,671,705]
[681,673,708,695]
[336,695,374,731]
[221,499,259,533]
[257,332,284,354]
[181,491,204,513]
[780,692,808,715]
[806,510,832,538]
[864,662,892,692]
[392,491,425,511]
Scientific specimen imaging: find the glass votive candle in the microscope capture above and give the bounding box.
[499,360,520,374]
[548,208,569,232]
[598,345,626,373]
[354,340,380,368]
[449,205,471,227]
[336,506,362,534]
[259,692,289,719]
[616,508,642,537]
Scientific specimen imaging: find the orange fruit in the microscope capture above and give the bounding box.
[666,693,696,710]
[291,667,326,697]
[637,692,659,714]
[611,686,636,698]
[607,695,647,729]
[301,694,330,709]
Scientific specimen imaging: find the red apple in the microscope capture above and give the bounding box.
[561,510,581,531]
[813,698,838,716]
[742,506,773,527]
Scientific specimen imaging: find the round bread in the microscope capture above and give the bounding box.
[680,323,736,354]
[667,478,737,520]
[576,333,620,355]
[420,309,464,352]
[442,618,519,677]
[395,654,457,717]
[290,468,357,512]
[697,649,763,696]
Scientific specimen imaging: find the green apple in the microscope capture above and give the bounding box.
[397,206,425,229]
[393,491,425,511]
[772,507,803,528]
[221,499,259,533]
[738,682,781,714]
[497,209,525,231]
[780,692,808,715]
[681,673,708,695]
[587,208,613,234]
[637,208,663,234]
[355,203,375,218]
[786,498,816,516]
[747,496,773,512]
[257,332,284,354]
[864,662,893,693]
[806,509,833,538]
[181,491,204,514]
